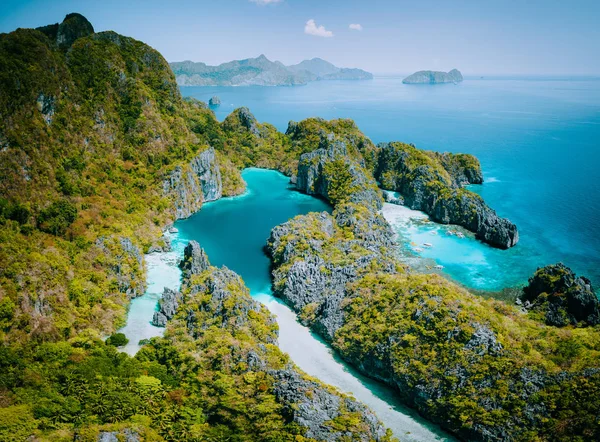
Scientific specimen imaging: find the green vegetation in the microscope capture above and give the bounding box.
[0,14,394,441]
[1,11,598,442]
[106,332,129,347]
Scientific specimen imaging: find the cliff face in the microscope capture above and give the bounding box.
[402,69,463,84]
[162,146,222,219]
[375,142,518,248]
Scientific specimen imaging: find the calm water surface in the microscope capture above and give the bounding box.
[182,77,600,290]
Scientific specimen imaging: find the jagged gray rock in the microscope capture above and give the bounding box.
[295,140,382,210]
[95,236,144,299]
[97,429,139,442]
[271,369,387,441]
[375,142,518,248]
[172,241,390,440]
[179,240,210,279]
[520,263,600,326]
[36,93,56,125]
[208,96,221,106]
[152,287,182,327]
[267,208,395,341]
[163,146,222,219]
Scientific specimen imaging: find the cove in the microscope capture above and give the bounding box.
[181,77,600,290]
[174,168,453,441]
[119,168,452,439]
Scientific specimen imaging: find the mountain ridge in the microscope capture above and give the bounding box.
[170,55,373,86]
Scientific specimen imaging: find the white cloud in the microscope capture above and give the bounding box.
[304,19,334,38]
[250,0,282,5]
[349,23,363,31]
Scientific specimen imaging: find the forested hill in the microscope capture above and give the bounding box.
[0,13,393,441]
[1,12,599,442]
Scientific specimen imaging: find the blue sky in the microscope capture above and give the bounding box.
[1,0,599,75]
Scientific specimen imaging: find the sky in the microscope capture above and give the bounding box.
[1,0,599,75]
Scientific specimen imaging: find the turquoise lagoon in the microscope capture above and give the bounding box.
[184,76,600,290]
[120,168,452,441]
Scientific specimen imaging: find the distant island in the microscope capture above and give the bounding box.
[170,55,373,86]
[402,69,463,84]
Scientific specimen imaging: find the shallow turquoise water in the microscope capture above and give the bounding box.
[175,168,453,441]
[182,77,600,290]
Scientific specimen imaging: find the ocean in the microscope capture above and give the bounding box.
[180,77,600,291]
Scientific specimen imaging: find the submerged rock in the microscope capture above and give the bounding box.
[520,263,600,326]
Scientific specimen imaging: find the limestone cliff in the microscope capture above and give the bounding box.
[374,142,518,248]
[520,263,600,326]
[162,146,222,219]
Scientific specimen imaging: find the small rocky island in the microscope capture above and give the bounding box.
[403,69,463,84]
[208,96,221,106]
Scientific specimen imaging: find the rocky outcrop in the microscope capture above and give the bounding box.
[402,69,463,84]
[270,369,387,441]
[296,140,382,210]
[223,106,261,136]
[208,96,221,106]
[520,263,600,326]
[267,206,396,341]
[97,429,139,442]
[375,142,518,248]
[162,147,222,219]
[179,240,210,279]
[95,236,145,299]
[152,287,182,327]
[36,13,94,50]
[36,93,56,125]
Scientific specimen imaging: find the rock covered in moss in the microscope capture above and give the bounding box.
[296,140,382,209]
[267,206,396,340]
[152,287,182,327]
[223,106,261,136]
[374,142,518,248]
[167,241,392,440]
[520,263,599,326]
[271,369,388,441]
[162,147,222,219]
[179,240,210,279]
[36,13,95,50]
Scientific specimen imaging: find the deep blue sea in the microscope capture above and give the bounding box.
[180,77,600,291]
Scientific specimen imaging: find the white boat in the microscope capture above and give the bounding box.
[423,242,433,247]
[456,232,465,238]
[435,265,444,269]
[414,247,423,252]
